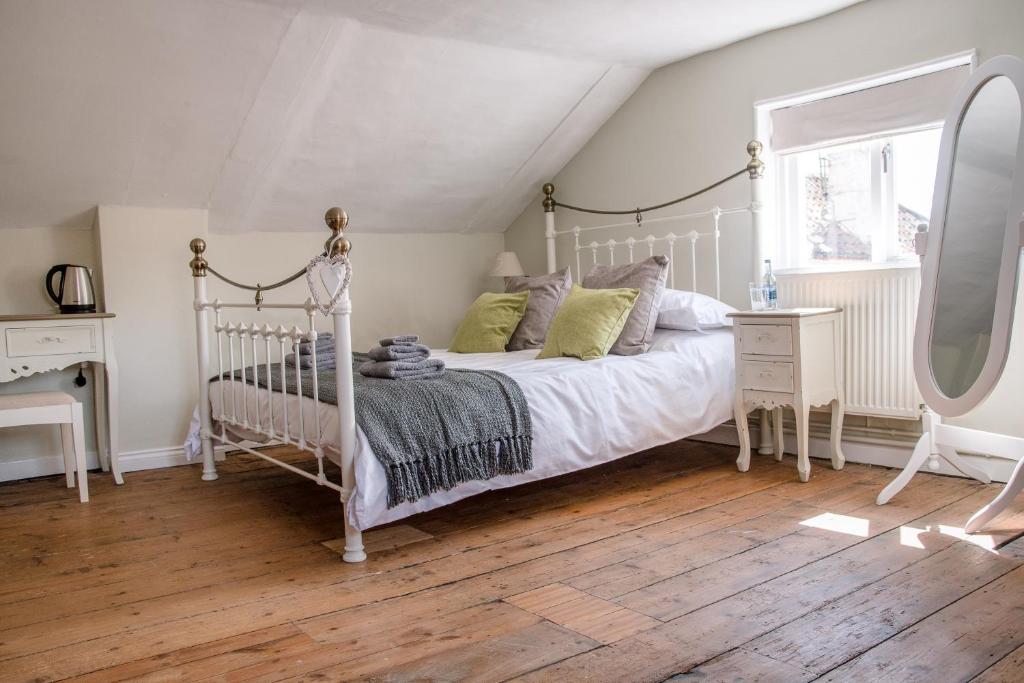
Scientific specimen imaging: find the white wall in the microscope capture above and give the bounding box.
[205,231,502,350]
[503,0,1024,439]
[96,206,209,456]
[0,226,101,471]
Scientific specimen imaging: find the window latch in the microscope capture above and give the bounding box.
[882,142,892,173]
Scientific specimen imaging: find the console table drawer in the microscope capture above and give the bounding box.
[739,324,793,356]
[5,325,97,358]
[741,360,795,393]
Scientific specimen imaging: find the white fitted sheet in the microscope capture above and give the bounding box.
[207,328,734,530]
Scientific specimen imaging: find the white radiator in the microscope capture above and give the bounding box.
[777,266,922,419]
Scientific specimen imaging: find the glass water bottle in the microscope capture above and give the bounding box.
[763,259,778,310]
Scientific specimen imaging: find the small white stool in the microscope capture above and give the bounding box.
[0,392,89,502]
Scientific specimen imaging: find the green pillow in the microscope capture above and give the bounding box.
[449,291,530,353]
[537,285,640,361]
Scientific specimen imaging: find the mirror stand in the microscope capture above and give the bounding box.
[878,224,994,505]
[876,409,997,504]
[875,52,1024,535]
[877,213,1024,528]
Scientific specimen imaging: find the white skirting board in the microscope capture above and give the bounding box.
[0,445,227,483]
[3,428,1016,485]
[691,424,1019,484]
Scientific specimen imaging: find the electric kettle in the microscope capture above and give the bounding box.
[46,264,96,313]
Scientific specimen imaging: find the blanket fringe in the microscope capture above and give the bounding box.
[386,435,533,508]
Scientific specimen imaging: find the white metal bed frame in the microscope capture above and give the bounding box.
[189,210,365,562]
[188,141,766,564]
[543,140,766,289]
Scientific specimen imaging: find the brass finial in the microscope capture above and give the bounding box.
[189,237,208,277]
[542,183,555,213]
[746,140,764,179]
[324,207,351,257]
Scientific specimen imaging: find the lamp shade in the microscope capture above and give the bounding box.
[489,251,525,277]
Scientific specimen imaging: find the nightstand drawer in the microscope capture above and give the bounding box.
[5,325,97,358]
[741,360,794,393]
[739,324,793,356]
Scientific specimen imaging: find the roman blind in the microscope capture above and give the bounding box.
[771,65,971,153]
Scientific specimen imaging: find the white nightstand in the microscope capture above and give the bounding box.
[728,308,845,482]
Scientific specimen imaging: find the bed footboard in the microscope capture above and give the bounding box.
[188,208,365,562]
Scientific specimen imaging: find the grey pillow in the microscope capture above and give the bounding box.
[583,256,669,355]
[504,268,573,350]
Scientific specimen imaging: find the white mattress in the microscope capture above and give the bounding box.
[207,328,735,530]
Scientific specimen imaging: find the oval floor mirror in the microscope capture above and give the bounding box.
[876,55,1024,534]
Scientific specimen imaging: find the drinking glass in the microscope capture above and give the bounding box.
[749,283,767,311]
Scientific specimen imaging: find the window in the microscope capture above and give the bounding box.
[760,55,973,270]
[777,127,942,267]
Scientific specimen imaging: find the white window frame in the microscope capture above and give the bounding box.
[776,134,921,269]
[754,50,976,273]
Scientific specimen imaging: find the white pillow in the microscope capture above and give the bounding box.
[648,327,719,353]
[656,289,737,331]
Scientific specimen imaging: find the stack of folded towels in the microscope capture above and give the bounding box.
[359,335,446,381]
[285,333,336,369]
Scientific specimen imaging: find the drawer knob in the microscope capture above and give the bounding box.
[759,370,775,378]
[38,336,66,344]
[756,334,774,343]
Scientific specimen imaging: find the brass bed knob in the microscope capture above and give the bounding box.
[324,207,350,257]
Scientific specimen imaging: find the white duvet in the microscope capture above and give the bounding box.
[202,328,735,530]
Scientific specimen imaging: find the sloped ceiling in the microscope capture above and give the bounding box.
[0,0,861,233]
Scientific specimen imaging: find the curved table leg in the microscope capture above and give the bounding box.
[794,399,810,483]
[735,399,751,473]
[104,356,123,485]
[758,408,773,456]
[772,408,784,462]
[830,397,846,471]
[91,361,110,472]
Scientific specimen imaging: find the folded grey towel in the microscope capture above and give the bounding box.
[286,351,336,369]
[380,335,419,347]
[298,335,335,354]
[359,357,445,380]
[367,343,431,362]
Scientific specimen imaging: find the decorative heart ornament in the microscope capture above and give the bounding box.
[305,253,352,315]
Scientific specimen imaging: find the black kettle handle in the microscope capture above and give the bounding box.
[45,265,66,305]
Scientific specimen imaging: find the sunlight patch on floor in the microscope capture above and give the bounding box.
[895,524,998,552]
[799,512,870,537]
[937,524,998,552]
[899,525,928,549]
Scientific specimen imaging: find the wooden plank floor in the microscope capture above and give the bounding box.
[2,441,1023,682]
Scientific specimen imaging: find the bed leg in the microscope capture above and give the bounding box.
[325,215,364,563]
[191,241,219,482]
[200,435,218,481]
[342,503,366,563]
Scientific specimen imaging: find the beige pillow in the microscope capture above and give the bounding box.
[504,268,572,350]
[583,256,669,355]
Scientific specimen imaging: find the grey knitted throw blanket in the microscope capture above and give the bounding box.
[216,352,532,508]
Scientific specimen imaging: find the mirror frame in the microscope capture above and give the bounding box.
[915,55,1024,417]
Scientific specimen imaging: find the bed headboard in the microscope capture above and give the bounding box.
[542,140,765,301]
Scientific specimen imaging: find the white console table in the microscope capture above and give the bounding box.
[0,313,121,484]
[729,308,845,483]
